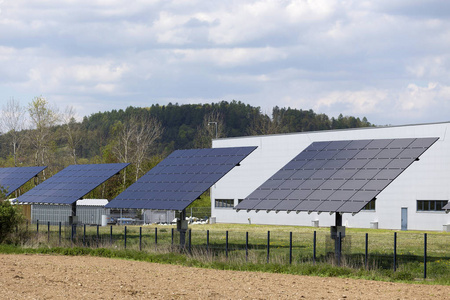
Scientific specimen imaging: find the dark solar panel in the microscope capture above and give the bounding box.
[0,166,47,197]
[16,163,129,204]
[106,146,257,210]
[443,202,450,210]
[236,138,438,214]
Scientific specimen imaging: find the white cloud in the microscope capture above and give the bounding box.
[1,0,450,125]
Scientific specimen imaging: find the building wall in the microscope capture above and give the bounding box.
[211,122,450,231]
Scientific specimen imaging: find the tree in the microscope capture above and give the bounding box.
[111,119,137,186]
[62,106,83,164]
[27,97,60,178]
[0,98,27,167]
[194,110,226,148]
[133,116,163,181]
[247,106,284,136]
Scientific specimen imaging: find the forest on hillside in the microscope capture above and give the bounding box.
[0,97,372,199]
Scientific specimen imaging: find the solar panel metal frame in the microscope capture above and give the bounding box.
[106,146,257,211]
[0,166,47,197]
[16,163,129,205]
[236,137,438,214]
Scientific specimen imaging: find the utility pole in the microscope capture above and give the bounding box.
[208,122,218,139]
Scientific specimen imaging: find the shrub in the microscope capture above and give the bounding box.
[0,200,25,244]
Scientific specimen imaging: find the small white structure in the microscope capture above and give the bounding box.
[211,122,450,231]
[31,199,109,225]
[143,210,175,224]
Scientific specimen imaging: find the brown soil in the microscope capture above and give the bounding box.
[0,254,448,299]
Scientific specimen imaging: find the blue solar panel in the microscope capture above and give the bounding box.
[16,163,129,205]
[106,146,257,210]
[236,138,438,214]
[0,166,47,197]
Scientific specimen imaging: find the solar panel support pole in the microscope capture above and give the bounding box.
[178,209,188,248]
[331,212,344,266]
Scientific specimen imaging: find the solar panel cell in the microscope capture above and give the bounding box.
[385,158,414,169]
[315,200,345,212]
[294,199,321,211]
[299,179,324,189]
[362,179,391,191]
[387,138,414,148]
[340,179,369,190]
[286,189,314,200]
[342,159,369,169]
[324,140,351,150]
[337,201,368,213]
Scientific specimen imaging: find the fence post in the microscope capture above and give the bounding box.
[83,224,86,247]
[424,233,427,279]
[313,231,316,265]
[37,219,39,234]
[289,232,293,264]
[124,226,127,249]
[365,233,368,269]
[225,231,229,259]
[59,222,61,246]
[246,232,249,262]
[139,227,142,251]
[393,232,397,272]
[96,225,100,248]
[337,231,342,266]
[171,228,174,246]
[267,231,270,264]
[206,230,209,254]
[110,225,113,245]
[188,229,192,254]
[71,224,75,244]
[47,221,50,243]
[155,227,158,245]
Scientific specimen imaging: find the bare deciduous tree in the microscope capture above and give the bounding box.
[1,98,27,167]
[133,116,163,181]
[28,96,60,179]
[111,115,163,184]
[111,120,137,185]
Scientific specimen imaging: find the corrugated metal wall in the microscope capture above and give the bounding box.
[31,204,110,225]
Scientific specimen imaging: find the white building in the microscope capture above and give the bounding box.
[211,122,450,231]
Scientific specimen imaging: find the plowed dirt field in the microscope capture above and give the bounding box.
[0,254,448,299]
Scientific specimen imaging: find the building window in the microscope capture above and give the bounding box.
[215,199,234,208]
[362,199,376,211]
[417,200,448,211]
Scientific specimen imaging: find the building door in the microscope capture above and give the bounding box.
[401,207,408,231]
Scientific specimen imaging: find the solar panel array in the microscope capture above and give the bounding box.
[106,147,257,210]
[0,166,47,197]
[235,138,438,214]
[16,163,129,205]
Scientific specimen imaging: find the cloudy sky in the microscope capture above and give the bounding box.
[1,0,450,125]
